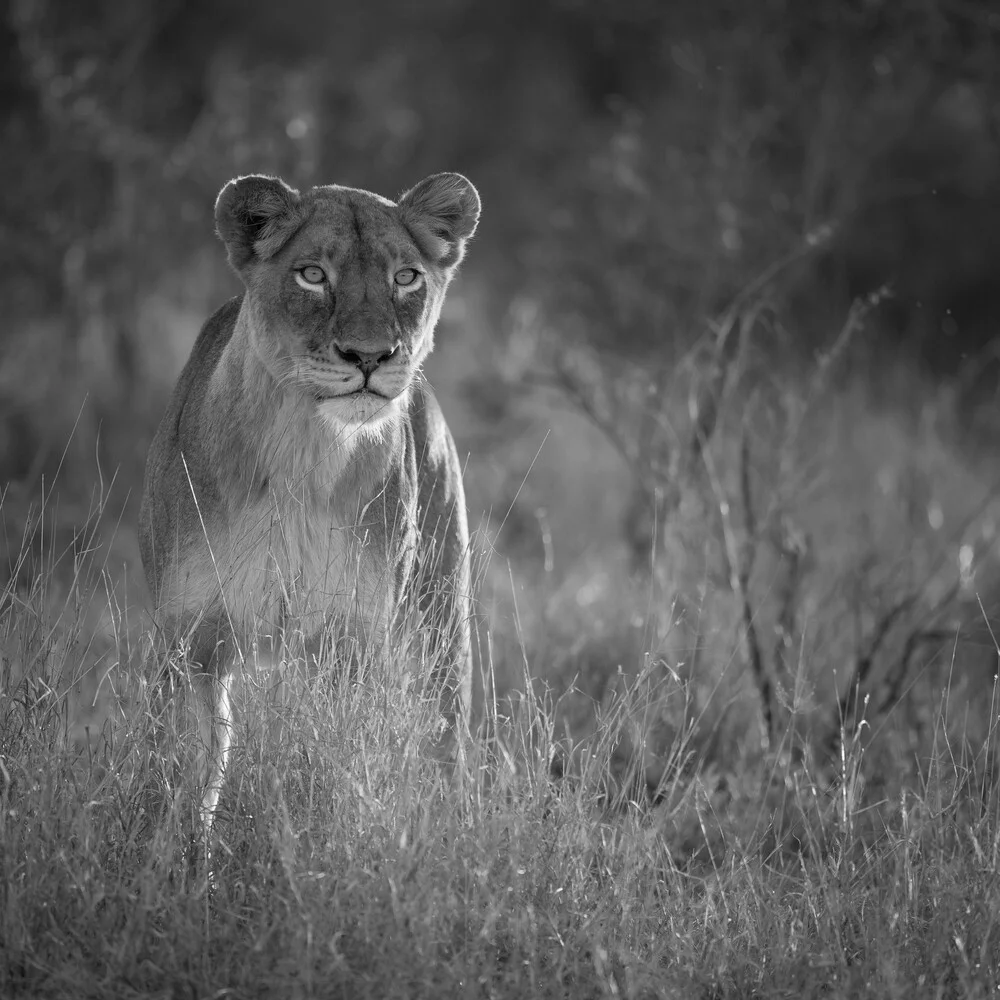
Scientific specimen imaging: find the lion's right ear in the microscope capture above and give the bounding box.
[215,175,302,272]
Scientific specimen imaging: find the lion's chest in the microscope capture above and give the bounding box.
[175,490,394,646]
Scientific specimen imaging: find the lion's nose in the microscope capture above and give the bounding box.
[334,343,399,377]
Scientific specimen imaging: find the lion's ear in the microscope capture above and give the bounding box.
[215,175,302,272]
[398,173,480,267]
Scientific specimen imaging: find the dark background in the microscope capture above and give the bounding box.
[3,0,999,476]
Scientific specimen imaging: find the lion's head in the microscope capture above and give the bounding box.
[214,172,480,433]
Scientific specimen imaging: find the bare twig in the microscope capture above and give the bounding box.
[541,362,646,487]
[701,424,774,746]
[683,307,742,477]
[836,590,920,734]
[872,574,964,716]
[737,431,772,745]
[716,223,836,328]
[772,515,810,685]
[878,628,961,718]
[809,288,889,395]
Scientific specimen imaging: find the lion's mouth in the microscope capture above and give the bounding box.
[313,388,390,403]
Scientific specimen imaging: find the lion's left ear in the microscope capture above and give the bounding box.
[398,173,480,267]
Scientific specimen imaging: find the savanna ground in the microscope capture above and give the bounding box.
[4,2,1000,997]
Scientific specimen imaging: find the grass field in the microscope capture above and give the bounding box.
[3,321,1000,999]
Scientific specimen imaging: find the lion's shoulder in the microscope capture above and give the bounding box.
[180,294,243,398]
[409,384,460,476]
[154,296,242,441]
[191,295,243,361]
[406,382,467,552]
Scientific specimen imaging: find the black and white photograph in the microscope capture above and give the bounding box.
[2,1,1000,996]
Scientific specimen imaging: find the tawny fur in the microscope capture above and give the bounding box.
[138,172,480,825]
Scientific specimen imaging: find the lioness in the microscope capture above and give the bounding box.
[138,171,479,826]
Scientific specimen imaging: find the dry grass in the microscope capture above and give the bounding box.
[3,401,1000,1000]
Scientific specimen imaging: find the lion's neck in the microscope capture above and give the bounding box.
[205,303,401,512]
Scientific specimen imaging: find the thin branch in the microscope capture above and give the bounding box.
[715,222,836,331]
[837,590,920,731]
[878,628,961,717]
[533,363,652,494]
[701,425,774,746]
[873,577,964,717]
[772,516,809,686]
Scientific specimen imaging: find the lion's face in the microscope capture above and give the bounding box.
[215,173,480,433]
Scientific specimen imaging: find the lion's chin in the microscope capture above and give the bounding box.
[315,390,401,440]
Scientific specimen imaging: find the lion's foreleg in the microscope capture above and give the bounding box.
[187,667,236,831]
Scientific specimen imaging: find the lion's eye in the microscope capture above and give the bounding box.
[299,265,326,285]
[394,268,421,287]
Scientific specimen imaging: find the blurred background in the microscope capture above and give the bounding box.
[3,0,1000,784]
